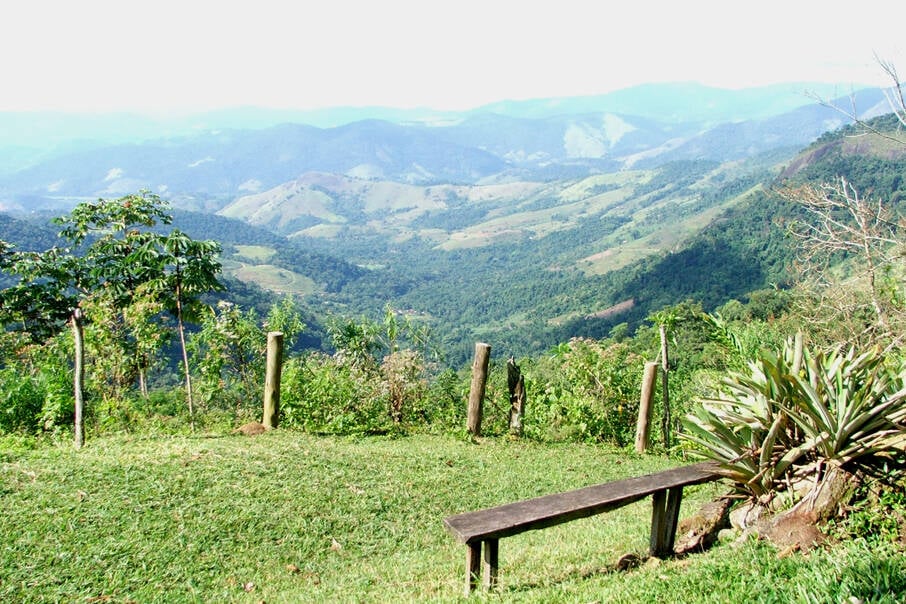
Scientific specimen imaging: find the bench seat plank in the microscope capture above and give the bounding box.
[444,461,720,544]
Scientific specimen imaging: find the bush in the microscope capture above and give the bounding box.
[420,368,467,430]
[0,368,44,433]
[281,353,386,434]
[682,338,906,499]
[381,349,428,424]
[522,339,644,444]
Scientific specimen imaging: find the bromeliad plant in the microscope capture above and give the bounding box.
[682,337,906,503]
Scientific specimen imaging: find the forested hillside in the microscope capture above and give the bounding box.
[288,113,906,363]
[4,112,904,365]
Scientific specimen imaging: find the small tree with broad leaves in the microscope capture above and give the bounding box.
[0,191,222,445]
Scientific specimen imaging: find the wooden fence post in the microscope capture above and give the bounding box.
[467,342,491,436]
[263,331,284,429]
[507,357,526,436]
[72,308,85,450]
[635,361,659,453]
[659,324,671,448]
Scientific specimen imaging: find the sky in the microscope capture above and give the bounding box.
[2,0,904,114]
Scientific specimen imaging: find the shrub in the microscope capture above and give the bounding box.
[0,368,44,433]
[420,368,467,430]
[281,353,386,434]
[682,338,906,500]
[381,349,428,424]
[523,339,644,444]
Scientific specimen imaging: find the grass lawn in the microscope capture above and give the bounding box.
[2,433,905,602]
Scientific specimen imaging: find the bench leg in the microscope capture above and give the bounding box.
[483,539,499,590]
[466,542,481,594]
[466,539,499,596]
[650,486,684,557]
[465,539,500,593]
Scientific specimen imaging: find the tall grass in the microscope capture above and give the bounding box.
[1,433,903,602]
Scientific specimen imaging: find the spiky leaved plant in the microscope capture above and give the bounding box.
[682,337,809,500]
[682,337,906,509]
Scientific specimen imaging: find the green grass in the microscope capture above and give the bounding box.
[233,264,318,295]
[221,244,319,296]
[2,433,904,602]
[232,245,277,263]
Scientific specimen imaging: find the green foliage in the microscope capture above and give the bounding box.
[788,346,906,464]
[682,338,906,499]
[281,310,453,435]
[326,315,382,371]
[703,307,791,371]
[264,295,306,347]
[0,192,226,437]
[832,484,906,543]
[0,246,82,342]
[55,191,172,247]
[522,339,644,444]
[188,301,264,419]
[280,353,386,434]
[154,229,224,321]
[0,331,72,435]
[0,367,44,433]
[380,349,427,424]
[420,367,467,429]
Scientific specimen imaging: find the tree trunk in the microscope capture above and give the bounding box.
[789,464,860,522]
[175,281,195,431]
[72,308,85,449]
[507,357,526,436]
[138,366,148,398]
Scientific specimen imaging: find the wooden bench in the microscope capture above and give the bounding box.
[443,461,722,594]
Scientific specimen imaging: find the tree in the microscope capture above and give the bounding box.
[0,193,173,446]
[809,55,906,145]
[150,230,223,428]
[786,60,906,351]
[780,177,904,350]
[0,192,222,443]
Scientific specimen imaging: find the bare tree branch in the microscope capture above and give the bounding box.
[806,55,906,146]
[876,52,906,128]
[780,178,905,342]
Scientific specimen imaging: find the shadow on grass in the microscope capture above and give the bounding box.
[500,555,643,595]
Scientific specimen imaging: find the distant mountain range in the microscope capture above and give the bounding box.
[0,83,893,213]
[3,94,905,362]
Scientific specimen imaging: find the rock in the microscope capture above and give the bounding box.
[729,500,765,531]
[761,511,825,553]
[717,528,739,543]
[615,552,641,571]
[674,497,733,554]
[233,421,268,436]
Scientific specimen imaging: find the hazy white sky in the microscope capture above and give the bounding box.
[2,0,904,114]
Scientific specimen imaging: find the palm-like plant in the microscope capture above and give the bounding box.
[682,337,906,501]
[683,340,808,498]
[787,346,906,466]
